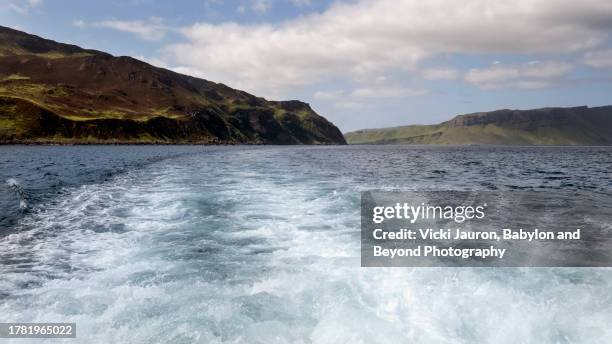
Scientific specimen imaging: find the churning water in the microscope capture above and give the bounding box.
[1,145,611,343]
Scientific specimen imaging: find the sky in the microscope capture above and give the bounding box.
[3,0,612,132]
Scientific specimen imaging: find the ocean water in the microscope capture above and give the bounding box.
[1,145,611,343]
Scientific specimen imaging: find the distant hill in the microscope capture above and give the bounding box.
[345,106,612,145]
[0,26,346,144]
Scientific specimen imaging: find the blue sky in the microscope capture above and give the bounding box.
[3,0,612,132]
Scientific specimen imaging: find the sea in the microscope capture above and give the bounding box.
[0,145,611,343]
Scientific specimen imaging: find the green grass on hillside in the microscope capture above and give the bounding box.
[345,122,608,145]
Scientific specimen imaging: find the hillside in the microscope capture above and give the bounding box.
[345,106,612,145]
[0,26,346,144]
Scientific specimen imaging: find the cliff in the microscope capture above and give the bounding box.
[345,106,612,145]
[0,26,346,144]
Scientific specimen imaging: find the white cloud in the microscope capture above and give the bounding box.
[236,0,272,15]
[582,49,612,68]
[314,90,345,100]
[290,0,311,6]
[352,87,428,98]
[8,0,42,14]
[464,61,574,89]
[251,0,271,13]
[94,18,169,41]
[72,19,85,28]
[511,80,552,89]
[422,67,459,80]
[314,85,427,106]
[334,101,366,109]
[161,0,612,97]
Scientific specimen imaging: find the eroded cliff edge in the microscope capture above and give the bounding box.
[0,26,346,144]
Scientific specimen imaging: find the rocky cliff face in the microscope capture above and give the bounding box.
[445,106,593,129]
[345,106,612,145]
[0,26,346,144]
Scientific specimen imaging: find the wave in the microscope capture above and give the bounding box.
[6,178,28,211]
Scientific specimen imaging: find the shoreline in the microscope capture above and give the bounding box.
[0,140,346,146]
[2,142,610,147]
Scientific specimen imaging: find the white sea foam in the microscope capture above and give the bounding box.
[1,151,611,343]
[6,178,19,187]
[5,178,27,210]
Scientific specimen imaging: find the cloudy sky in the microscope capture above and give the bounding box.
[3,0,612,131]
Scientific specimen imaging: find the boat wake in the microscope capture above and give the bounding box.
[1,147,611,343]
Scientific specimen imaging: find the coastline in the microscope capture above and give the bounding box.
[2,140,610,146]
[0,139,347,145]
